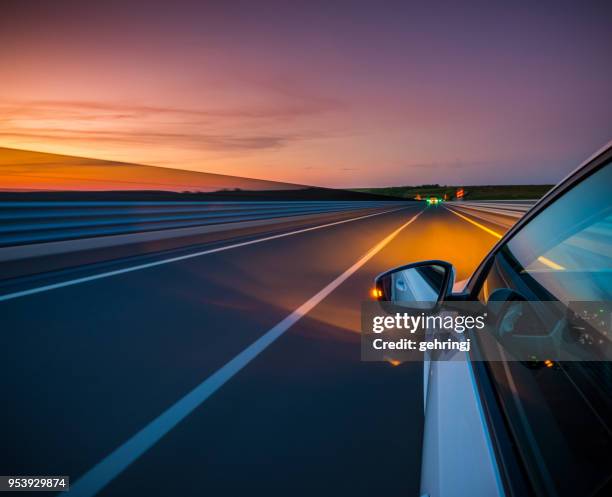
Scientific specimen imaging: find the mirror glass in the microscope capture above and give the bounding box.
[377,263,448,308]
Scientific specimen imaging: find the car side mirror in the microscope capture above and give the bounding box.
[374,260,455,309]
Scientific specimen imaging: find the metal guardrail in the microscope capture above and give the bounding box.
[446,200,536,217]
[445,200,537,229]
[0,200,406,247]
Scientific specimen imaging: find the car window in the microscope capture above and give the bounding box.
[477,161,612,497]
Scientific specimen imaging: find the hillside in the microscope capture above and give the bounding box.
[354,184,553,200]
[0,147,398,201]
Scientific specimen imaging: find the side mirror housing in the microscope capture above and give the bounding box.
[374,260,456,309]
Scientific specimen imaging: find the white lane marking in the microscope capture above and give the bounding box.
[66,210,423,497]
[1,207,413,303]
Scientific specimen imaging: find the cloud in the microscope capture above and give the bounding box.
[0,97,340,153]
[0,128,294,151]
[404,160,484,170]
[0,97,341,122]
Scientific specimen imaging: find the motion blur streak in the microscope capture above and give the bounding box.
[0,207,405,303]
[536,256,566,271]
[66,211,422,497]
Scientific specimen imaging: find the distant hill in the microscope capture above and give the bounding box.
[353,184,554,200]
[0,188,404,202]
[0,147,306,192]
[0,147,400,201]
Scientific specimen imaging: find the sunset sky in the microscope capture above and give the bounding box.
[1,0,611,188]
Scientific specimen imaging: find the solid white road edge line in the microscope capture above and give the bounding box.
[1,206,413,303]
[444,205,503,239]
[65,210,422,497]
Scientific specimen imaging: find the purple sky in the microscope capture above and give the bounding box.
[1,0,611,187]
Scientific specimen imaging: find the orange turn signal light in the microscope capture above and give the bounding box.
[371,288,383,299]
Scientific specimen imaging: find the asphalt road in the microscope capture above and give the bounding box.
[0,204,507,497]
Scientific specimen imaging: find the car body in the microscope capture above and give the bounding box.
[376,141,612,497]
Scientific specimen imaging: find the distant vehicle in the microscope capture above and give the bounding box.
[374,142,612,497]
[426,196,441,205]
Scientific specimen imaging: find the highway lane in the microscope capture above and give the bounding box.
[0,203,509,496]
